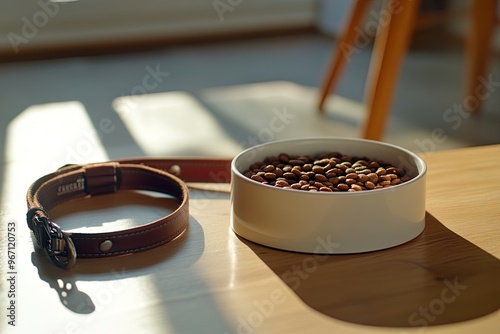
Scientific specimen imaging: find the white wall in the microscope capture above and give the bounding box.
[0,0,317,56]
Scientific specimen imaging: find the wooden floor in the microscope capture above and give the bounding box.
[0,30,499,161]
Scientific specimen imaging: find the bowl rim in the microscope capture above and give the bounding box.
[231,137,427,196]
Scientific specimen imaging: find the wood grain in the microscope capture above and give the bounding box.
[1,139,500,333]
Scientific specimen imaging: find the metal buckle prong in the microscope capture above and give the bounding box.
[33,216,77,269]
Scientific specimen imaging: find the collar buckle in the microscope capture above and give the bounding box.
[33,216,77,269]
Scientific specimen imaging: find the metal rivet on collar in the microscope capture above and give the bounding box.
[168,164,181,176]
[99,240,113,252]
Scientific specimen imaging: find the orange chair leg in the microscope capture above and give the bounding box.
[362,0,420,140]
[318,0,372,112]
[466,0,497,113]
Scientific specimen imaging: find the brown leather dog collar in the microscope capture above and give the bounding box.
[26,158,232,269]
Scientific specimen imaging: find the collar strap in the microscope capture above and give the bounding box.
[26,158,231,269]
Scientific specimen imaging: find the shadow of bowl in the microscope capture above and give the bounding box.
[239,212,500,328]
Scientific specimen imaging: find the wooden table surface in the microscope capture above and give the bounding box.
[1,114,499,333]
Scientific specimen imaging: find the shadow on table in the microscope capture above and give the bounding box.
[29,191,203,314]
[31,217,195,314]
[31,212,234,334]
[29,188,235,333]
[239,212,500,328]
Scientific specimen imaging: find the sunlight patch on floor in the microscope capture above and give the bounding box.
[5,101,109,172]
[201,81,365,144]
[113,91,242,157]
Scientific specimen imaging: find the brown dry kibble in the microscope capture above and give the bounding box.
[326,171,337,178]
[367,173,379,183]
[357,174,368,183]
[336,164,348,171]
[275,179,289,187]
[401,175,412,182]
[303,164,313,172]
[351,184,363,191]
[312,165,325,174]
[263,165,275,172]
[278,153,290,163]
[289,159,305,166]
[329,177,340,186]
[251,175,265,183]
[313,182,325,188]
[386,167,399,175]
[346,173,358,180]
[291,168,302,177]
[314,174,328,182]
[379,175,392,182]
[337,183,349,191]
[314,158,330,166]
[264,172,277,180]
[243,151,414,192]
[391,178,402,185]
[365,181,375,189]
[345,178,356,185]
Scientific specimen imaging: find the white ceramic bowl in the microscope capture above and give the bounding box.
[230,137,426,254]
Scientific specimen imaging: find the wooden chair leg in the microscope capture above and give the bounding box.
[318,0,371,112]
[466,0,497,113]
[362,0,420,140]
